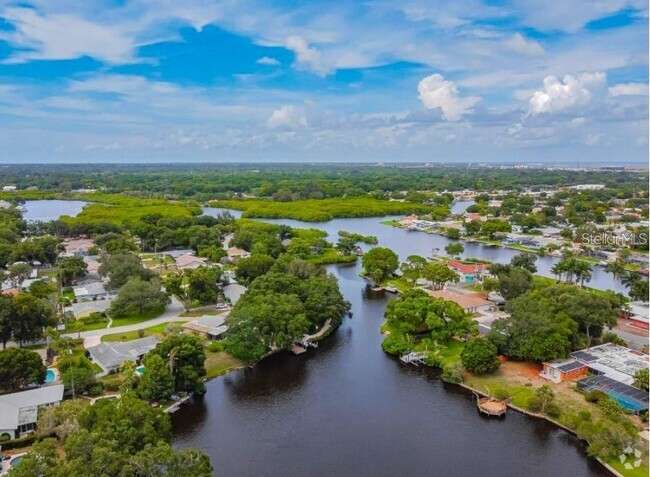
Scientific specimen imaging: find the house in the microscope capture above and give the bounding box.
[73,281,112,300]
[83,256,101,277]
[0,200,11,209]
[398,215,419,226]
[2,185,16,192]
[163,249,196,259]
[87,336,160,374]
[570,343,649,386]
[62,239,95,257]
[446,260,488,282]
[222,283,246,305]
[425,289,495,313]
[226,248,251,260]
[540,359,588,383]
[175,254,206,270]
[538,226,562,237]
[182,314,228,340]
[0,384,64,439]
[577,375,649,414]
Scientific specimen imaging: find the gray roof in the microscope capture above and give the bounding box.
[87,336,160,371]
[222,283,246,304]
[0,384,64,430]
[73,281,108,297]
[163,249,196,259]
[196,314,226,328]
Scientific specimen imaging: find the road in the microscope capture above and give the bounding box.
[63,297,187,346]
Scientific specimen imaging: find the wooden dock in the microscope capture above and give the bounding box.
[476,396,507,417]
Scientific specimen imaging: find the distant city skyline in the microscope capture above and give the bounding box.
[0,1,648,163]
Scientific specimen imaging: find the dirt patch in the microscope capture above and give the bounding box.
[498,359,543,382]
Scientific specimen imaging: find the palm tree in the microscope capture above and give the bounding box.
[573,261,593,287]
[72,320,86,340]
[605,260,626,285]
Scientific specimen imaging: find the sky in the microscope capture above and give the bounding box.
[0,0,648,164]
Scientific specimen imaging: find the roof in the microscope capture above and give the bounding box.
[183,314,228,337]
[577,375,648,412]
[447,260,487,275]
[223,283,246,304]
[63,239,94,252]
[227,248,249,257]
[0,384,64,430]
[175,254,205,268]
[425,289,492,310]
[73,281,107,297]
[570,343,649,384]
[544,358,586,373]
[163,249,196,259]
[87,336,160,371]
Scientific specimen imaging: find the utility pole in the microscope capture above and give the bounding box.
[68,343,75,400]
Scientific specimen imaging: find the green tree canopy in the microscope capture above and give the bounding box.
[0,347,46,392]
[361,247,398,283]
[460,338,501,374]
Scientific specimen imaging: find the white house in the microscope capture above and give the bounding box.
[0,384,64,439]
[226,248,251,260]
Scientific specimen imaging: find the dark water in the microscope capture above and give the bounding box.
[202,207,625,294]
[23,200,88,222]
[172,259,611,477]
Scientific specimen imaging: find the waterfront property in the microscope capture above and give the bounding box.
[570,343,648,386]
[425,289,495,314]
[577,375,649,414]
[182,314,229,340]
[87,336,160,374]
[539,359,588,383]
[0,384,64,439]
[446,259,488,283]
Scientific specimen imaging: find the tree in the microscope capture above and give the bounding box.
[99,253,156,289]
[198,245,226,262]
[480,219,511,239]
[8,261,32,288]
[444,242,464,258]
[186,267,221,305]
[400,255,427,285]
[445,228,461,239]
[119,360,137,392]
[71,320,86,339]
[460,338,501,374]
[0,294,13,348]
[235,254,275,285]
[164,272,192,312]
[56,256,88,286]
[495,267,534,300]
[10,438,59,477]
[605,260,626,282]
[148,334,207,394]
[336,236,358,255]
[422,262,459,290]
[532,385,555,414]
[510,253,537,273]
[0,347,46,392]
[361,247,398,283]
[61,365,99,396]
[441,362,465,383]
[11,293,55,345]
[633,368,649,391]
[108,277,168,318]
[138,354,175,401]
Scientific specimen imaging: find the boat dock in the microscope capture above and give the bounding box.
[399,351,427,366]
[476,395,507,417]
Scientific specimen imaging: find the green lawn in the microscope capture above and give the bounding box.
[101,320,185,342]
[110,307,165,327]
[65,319,109,332]
[608,458,649,477]
[306,249,358,265]
[204,350,244,379]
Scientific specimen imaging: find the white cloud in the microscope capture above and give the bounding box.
[285,36,331,76]
[0,7,137,64]
[256,56,281,66]
[267,105,308,129]
[504,33,544,56]
[608,83,649,97]
[417,74,480,121]
[528,72,606,114]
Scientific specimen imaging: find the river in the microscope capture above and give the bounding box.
[169,208,616,476]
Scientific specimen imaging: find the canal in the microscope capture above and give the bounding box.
[169,209,616,476]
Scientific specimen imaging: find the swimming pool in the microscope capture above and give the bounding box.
[45,369,56,383]
[10,456,23,467]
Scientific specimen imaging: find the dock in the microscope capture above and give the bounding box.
[291,343,307,355]
[476,396,507,417]
[399,351,427,366]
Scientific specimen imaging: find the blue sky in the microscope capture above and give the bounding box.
[0,0,647,163]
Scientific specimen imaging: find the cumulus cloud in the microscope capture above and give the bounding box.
[285,36,331,76]
[504,33,544,56]
[0,7,137,64]
[417,74,480,121]
[256,56,281,66]
[528,72,606,114]
[267,105,308,129]
[608,83,648,97]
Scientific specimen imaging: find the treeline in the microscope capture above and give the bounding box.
[214,197,449,222]
[2,164,646,201]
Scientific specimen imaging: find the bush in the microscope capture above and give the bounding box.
[1,434,39,450]
[584,390,607,403]
[441,362,465,384]
[527,395,542,412]
[460,338,501,374]
[381,335,410,356]
[545,402,562,419]
[207,341,224,353]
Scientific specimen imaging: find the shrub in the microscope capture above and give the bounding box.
[381,335,409,356]
[584,390,607,403]
[207,341,224,353]
[460,338,501,374]
[1,434,39,450]
[545,402,562,419]
[527,395,542,412]
[492,387,510,401]
[441,362,465,384]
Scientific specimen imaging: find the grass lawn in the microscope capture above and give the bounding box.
[101,320,185,342]
[384,276,413,293]
[110,307,165,327]
[608,458,649,477]
[306,249,358,265]
[204,350,244,380]
[65,319,109,332]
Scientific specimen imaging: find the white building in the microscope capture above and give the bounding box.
[0,384,64,439]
